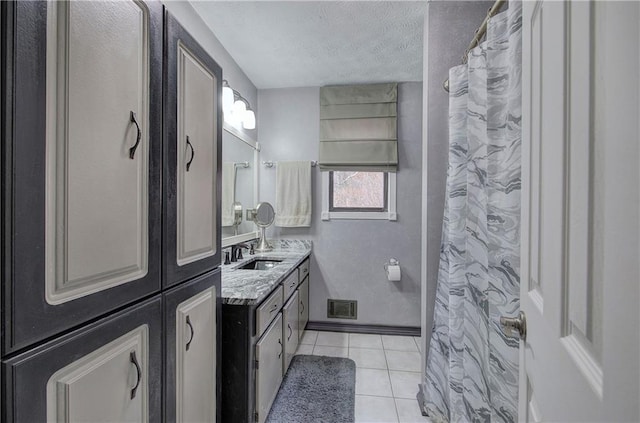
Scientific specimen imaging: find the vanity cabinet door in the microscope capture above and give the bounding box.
[164,269,221,423]
[255,313,283,423]
[2,0,163,355]
[164,12,222,287]
[298,276,310,339]
[282,291,299,374]
[2,296,163,422]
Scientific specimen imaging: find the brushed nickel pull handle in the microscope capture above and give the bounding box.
[278,338,282,358]
[130,351,142,399]
[185,136,195,171]
[128,111,142,159]
[269,304,278,314]
[300,302,304,314]
[287,323,292,341]
[186,315,195,351]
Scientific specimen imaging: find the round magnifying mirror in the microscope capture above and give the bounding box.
[254,202,275,251]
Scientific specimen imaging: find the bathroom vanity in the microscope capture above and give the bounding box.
[221,240,311,423]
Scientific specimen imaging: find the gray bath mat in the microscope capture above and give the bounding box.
[266,355,356,423]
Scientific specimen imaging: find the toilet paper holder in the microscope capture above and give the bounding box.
[383,258,400,270]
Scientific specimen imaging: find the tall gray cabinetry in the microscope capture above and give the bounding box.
[1,2,222,422]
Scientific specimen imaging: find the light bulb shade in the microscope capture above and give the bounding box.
[243,109,256,130]
[232,99,246,114]
[222,86,234,113]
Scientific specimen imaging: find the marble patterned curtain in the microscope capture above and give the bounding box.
[424,2,522,422]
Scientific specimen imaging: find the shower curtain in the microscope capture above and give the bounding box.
[424,1,522,422]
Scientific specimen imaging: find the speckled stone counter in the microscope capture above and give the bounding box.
[221,239,312,305]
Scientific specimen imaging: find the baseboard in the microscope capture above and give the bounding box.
[306,321,421,337]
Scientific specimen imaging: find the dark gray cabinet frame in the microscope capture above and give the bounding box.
[0,0,164,355]
[163,11,223,288]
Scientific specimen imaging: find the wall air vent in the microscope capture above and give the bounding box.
[327,299,357,319]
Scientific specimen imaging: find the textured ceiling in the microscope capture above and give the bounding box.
[191,1,426,89]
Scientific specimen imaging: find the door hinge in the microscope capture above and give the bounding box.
[254,359,259,370]
[254,411,259,422]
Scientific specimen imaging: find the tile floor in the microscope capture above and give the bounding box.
[296,331,431,423]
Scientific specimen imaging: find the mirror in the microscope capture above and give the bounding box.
[222,123,259,247]
[253,202,275,252]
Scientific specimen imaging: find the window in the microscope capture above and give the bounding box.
[329,171,387,211]
[322,171,397,221]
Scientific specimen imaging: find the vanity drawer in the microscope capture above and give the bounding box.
[299,258,310,281]
[256,286,284,336]
[282,271,299,301]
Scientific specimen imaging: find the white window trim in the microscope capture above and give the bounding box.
[321,171,397,221]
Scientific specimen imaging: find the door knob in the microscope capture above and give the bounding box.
[500,311,527,340]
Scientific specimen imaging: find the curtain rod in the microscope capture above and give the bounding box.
[443,0,507,93]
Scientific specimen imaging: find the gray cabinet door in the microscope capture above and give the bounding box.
[2,0,163,355]
[2,296,162,422]
[164,12,222,287]
[164,269,222,423]
[255,313,283,423]
[47,326,150,422]
[283,291,299,374]
[175,286,216,422]
[299,276,310,339]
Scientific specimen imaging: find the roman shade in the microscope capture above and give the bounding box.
[319,83,398,172]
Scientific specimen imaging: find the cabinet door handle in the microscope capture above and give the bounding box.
[287,323,293,341]
[130,351,142,400]
[128,111,142,160]
[186,315,195,351]
[185,136,195,172]
[269,304,278,314]
[300,302,304,313]
[278,338,282,358]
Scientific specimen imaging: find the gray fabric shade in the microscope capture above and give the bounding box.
[319,83,398,172]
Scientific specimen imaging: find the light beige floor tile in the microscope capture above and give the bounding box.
[316,331,349,347]
[355,395,399,423]
[382,335,419,352]
[389,371,421,399]
[385,350,421,372]
[349,347,388,369]
[356,368,393,397]
[300,330,319,345]
[295,344,314,355]
[312,345,348,358]
[395,398,431,423]
[350,333,384,349]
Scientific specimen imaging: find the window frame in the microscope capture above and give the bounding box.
[321,171,397,221]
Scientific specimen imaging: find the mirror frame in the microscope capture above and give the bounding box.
[221,122,260,248]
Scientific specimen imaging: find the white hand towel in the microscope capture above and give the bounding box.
[275,161,312,227]
[222,162,235,226]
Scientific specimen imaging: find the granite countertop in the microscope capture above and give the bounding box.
[221,239,312,306]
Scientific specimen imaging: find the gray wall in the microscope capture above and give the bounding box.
[420,0,495,362]
[162,1,258,141]
[258,83,423,328]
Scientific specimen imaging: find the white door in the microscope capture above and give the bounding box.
[283,291,299,373]
[47,326,149,422]
[519,1,640,421]
[255,313,283,423]
[45,0,151,304]
[175,287,216,423]
[176,43,218,266]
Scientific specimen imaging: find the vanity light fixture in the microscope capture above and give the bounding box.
[222,80,256,130]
